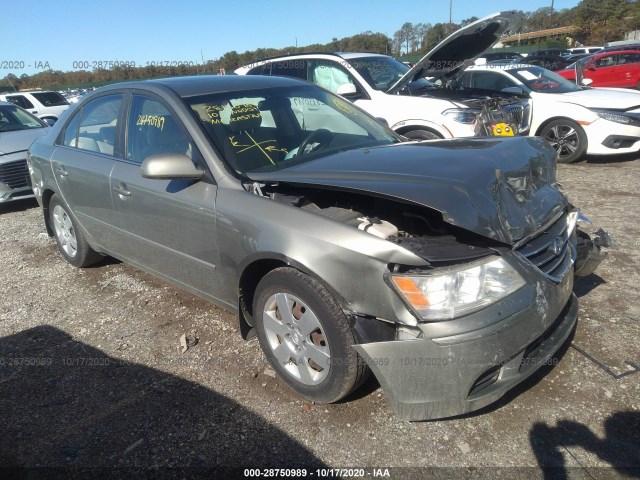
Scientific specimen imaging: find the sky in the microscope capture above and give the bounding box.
[5,0,581,76]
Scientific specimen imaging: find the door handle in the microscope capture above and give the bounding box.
[54,164,68,177]
[112,186,131,197]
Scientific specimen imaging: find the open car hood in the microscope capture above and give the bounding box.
[250,137,567,245]
[387,11,525,94]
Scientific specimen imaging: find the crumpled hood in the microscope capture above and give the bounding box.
[542,88,640,111]
[387,11,525,94]
[0,127,49,155]
[250,137,567,245]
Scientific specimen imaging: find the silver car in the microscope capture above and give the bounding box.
[28,76,610,420]
[0,101,49,203]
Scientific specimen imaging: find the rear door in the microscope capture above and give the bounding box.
[108,93,220,298]
[613,52,640,87]
[49,93,124,249]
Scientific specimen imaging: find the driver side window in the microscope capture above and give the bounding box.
[126,96,195,165]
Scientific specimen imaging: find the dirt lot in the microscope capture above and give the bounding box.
[1,156,639,479]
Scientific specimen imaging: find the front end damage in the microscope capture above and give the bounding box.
[354,212,609,421]
[250,137,610,420]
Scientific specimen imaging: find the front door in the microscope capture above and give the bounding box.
[109,94,220,299]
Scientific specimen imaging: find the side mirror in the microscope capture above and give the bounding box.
[375,117,389,127]
[43,118,56,126]
[141,153,204,180]
[336,83,357,96]
[501,86,525,95]
[581,78,593,86]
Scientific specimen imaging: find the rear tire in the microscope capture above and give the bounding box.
[253,267,368,403]
[539,119,587,164]
[403,129,441,141]
[49,194,102,267]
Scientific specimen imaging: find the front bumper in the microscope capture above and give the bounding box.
[0,157,34,203]
[583,119,640,155]
[355,292,578,421]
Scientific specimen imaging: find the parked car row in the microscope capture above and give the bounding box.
[0,90,69,125]
[2,10,612,422]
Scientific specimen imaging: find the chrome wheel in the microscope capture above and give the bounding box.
[543,124,580,161]
[52,204,78,258]
[262,292,330,385]
[540,119,587,164]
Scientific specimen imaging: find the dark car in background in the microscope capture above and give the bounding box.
[0,101,49,203]
[28,75,609,421]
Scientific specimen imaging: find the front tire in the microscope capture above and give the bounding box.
[403,129,441,141]
[540,119,588,163]
[49,194,102,267]
[253,267,367,403]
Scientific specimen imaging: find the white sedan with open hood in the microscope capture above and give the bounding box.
[236,11,529,140]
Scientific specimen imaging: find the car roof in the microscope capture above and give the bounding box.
[592,49,640,56]
[96,74,311,98]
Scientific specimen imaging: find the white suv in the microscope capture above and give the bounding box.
[236,12,527,140]
[0,90,69,124]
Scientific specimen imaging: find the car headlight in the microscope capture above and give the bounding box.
[593,110,640,127]
[391,256,525,321]
[442,108,479,124]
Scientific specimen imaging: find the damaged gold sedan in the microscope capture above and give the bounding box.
[27,75,610,420]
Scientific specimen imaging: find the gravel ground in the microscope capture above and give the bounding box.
[0,156,639,479]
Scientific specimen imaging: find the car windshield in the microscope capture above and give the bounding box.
[187,85,401,177]
[0,104,45,132]
[348,56,436,93]
[507,66,581,93]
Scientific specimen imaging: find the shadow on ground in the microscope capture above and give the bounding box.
[584,152,639,164]
[573,274,606,298]
[530,411,640,479]
[0,198,38,214]
[0,326,326,477]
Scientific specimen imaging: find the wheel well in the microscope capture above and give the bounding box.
[395,125,443,138]
[237,258,353,340]
[238,259,288,336]
[535,117,581,137]
[41,189,55,236]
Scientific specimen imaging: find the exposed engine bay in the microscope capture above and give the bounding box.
[264,185,501,266]
[259,183,610,277]
[418,87,530,136]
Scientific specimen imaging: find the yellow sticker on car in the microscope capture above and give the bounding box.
[492,123,514,136]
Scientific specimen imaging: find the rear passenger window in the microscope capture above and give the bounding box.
[6,95,34,110]
[126,96,196,165]
[62,111,81,147]
[76,95,122,155]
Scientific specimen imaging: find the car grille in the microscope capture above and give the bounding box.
[503,101,531,133]
[516,213,575,282]
[0,159,30,190]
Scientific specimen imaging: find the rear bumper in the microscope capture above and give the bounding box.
[355,292,578,421]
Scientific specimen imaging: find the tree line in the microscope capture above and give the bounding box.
[3,0,639,91]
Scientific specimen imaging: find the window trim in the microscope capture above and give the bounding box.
[54,92,126,159]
